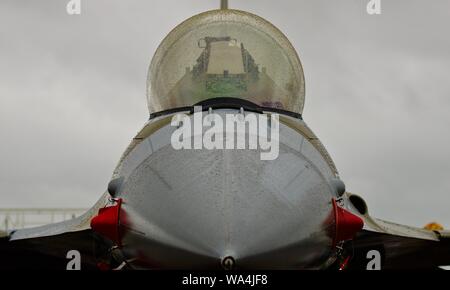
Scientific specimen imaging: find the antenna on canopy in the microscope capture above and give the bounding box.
[220,0,229,9]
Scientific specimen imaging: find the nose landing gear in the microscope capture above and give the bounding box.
[221,256,235,270]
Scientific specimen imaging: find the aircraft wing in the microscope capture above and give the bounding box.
[0,193,110,270]
[344,194,450,270]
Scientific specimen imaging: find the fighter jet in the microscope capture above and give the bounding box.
[2,1,450,270]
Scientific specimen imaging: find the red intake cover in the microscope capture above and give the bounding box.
[332,198,364,244]
[90,198,123,245]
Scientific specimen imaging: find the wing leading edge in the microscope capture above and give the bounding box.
[343,193,450,270]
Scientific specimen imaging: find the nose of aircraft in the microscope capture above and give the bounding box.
[115,125,337,269]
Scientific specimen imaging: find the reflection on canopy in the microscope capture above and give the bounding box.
[147,9,305,114]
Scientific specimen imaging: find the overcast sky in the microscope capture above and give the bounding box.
[1,0,449,228]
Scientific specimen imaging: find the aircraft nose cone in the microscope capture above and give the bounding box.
[119,145,335,268]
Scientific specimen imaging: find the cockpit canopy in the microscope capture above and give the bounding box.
[147,9,305,115]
